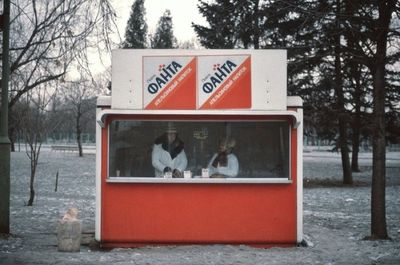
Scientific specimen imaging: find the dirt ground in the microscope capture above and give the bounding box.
[0,149,399,265]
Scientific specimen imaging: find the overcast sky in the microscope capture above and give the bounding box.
[85,0,207,76]
[112,0,206,42]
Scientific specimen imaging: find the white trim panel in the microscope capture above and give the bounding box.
[296,107,304,243]
[95,107,102,242]
[96,109,301,128]
[106,177,292,184]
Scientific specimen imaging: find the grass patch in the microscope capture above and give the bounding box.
[304,178,369,188]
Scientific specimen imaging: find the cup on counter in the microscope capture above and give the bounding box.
[164,172,172,178]
[184,170,192,179]
[201,168,209,178]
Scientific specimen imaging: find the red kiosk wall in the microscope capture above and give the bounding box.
[100,116,298,246]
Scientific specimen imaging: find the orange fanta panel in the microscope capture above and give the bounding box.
[199,56,251,110]
[144,58,197,110]
[100,120,298,246]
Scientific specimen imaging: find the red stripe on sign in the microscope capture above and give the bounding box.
[145,58,197,110]
[200,57,251,109]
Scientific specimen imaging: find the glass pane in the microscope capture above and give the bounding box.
[108,120,290,178]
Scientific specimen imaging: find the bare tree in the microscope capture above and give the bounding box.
[367,0,397,240]
[333,0,352,184]
[61,73,106,156]
[8,0,116,107]
[21,88,60,206]
[342,0,398,239]
[5,0,118,149]
[177,37,202,49]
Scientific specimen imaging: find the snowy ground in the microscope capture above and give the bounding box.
[1,148,399,265]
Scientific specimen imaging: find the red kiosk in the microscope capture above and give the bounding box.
[96,49,303,247]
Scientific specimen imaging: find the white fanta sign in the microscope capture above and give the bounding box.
[197,55,251,109]
[143,56,197,109]
[111,49,287,111]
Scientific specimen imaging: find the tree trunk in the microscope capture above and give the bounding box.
[345,0,362,173]
[368,0,395,240]
[27,153,36,206]
[27,185,35,206]
[10,139,15,152]
[334,0,352,185]
[338,115,352,184]
[351,65,362,172]
[9,126,15,152]
[351,121,361,172]
[76,113,83,157]
[370,64,388,239]
[253,0,260,49]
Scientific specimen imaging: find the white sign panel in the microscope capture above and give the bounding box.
[111,49,287,110]
[143,56,196,109]
[197,55,251,109]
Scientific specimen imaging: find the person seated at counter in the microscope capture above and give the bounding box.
[207,137,239,178]
[152,126,188,178]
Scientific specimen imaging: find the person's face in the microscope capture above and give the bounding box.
[218,143,227,153]
[166,132,176,143]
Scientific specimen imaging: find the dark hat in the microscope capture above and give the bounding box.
[165,122,177,133]
[165,127,177,133]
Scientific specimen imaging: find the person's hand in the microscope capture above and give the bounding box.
[210,173,226,178]
[163,167,172,173]
[212,151,227,167]
[172,169,183,178]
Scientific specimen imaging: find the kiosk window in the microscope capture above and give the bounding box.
[108,120,290,179]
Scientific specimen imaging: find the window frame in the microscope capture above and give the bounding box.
[104,113,296,184]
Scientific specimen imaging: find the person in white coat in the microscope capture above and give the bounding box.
[207,137,239,178]
[152,127,187,178]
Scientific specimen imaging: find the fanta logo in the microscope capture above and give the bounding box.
[202,60,237,93]
[148,61,182,94]
[158,64,165,71]
[213,64,220,71]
